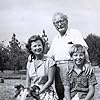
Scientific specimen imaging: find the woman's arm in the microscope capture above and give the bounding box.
[25,61,31,89]
[64,85,71,100]
[39,65,56,94]
[25,70,31,89]
[83,85,95,100]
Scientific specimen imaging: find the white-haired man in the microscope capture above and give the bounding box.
[47,12,92,100]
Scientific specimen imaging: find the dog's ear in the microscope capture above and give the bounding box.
[19,84,24,89]
[14,84,20,90]
[14,84,24,90]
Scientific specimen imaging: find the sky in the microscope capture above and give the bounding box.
[0,0,100,46]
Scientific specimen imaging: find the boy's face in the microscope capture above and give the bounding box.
[72,52,85,66]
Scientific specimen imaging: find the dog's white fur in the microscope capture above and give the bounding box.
[15,89,27,100]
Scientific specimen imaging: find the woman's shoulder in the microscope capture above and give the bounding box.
[43,55,56,67]
[43,55,55,61]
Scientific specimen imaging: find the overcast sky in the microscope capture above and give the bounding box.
[0,0,100,46]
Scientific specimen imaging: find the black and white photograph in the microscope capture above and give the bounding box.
[0,0,100,100]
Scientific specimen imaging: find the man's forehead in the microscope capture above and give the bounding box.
[53,13,68,22]
[53,15,65,22]
[54,13,64,18]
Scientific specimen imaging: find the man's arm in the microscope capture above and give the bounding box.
[47,39,55,59]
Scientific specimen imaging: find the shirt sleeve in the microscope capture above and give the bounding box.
[62,73,70,86]
[47,57,56,68]
[47,37,57,59]
[84,63,98,86]
[71,29,88,48]
[88,72,98,86]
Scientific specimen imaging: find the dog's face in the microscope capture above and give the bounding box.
[14,84,24,90]
[14,84,24,98]
[14,84,40,100]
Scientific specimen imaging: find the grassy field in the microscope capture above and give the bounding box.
[0,69,100,100]
[0,70,26,100]
[0,79,25,100]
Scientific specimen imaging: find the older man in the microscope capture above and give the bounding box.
[47,12,91,100]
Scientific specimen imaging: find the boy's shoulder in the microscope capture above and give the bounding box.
[67,62,92,74]
[83,62,94,73]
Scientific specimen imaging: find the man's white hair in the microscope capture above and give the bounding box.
[52,12,68,22]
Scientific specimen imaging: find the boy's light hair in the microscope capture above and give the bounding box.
[69,44,85,57]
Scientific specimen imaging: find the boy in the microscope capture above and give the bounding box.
[63,44,98,100]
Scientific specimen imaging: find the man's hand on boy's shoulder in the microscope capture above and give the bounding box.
[84,63,94,75]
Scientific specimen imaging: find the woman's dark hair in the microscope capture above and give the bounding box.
[26,35,45,60]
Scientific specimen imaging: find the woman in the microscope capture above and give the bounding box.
[21,35,58,100]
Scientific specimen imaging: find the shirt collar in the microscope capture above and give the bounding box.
[57,28,70,38]
[69,64,86,74]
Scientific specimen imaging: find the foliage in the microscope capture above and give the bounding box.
[8,33,28,72]
[42,30,50,54]
[0,31,50,72]
[85,33,100,65]
[0,42,10,71]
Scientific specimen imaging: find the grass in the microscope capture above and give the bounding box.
[0,69,100,100]
[0,79,25,100]
[0,70,26,100]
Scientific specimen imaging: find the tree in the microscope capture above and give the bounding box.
[42,30,50,54]
[0,41,10,72]
[9,33,22,73]
[0,42,4,72]
[8,33,29,72]
[85,33,100,65]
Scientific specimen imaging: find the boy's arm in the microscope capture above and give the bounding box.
[64,85,71,100]
[83,85,95,100]
[83,71,98,100]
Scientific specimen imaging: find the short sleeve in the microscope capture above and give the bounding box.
[47,57,56,68]
[88,72,98,86]
[62,73,70,86]
[71,29,88,48]
[47,36,57,59]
